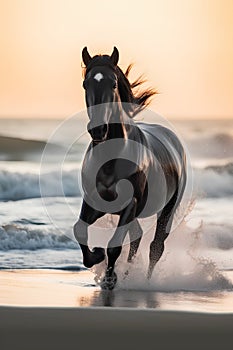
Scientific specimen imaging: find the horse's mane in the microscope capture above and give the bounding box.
[83,55,157,118]
[116,64,157,117]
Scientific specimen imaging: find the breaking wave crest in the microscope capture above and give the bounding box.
[0,224,77,250]
[0,169,81,200]
[195,162,233,197]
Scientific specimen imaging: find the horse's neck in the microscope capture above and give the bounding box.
[108,105,133,140]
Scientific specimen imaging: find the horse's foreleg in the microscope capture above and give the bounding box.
[127,219,143,262]
[73,201,105,268]
[147,190,178,279]
[101,198,137,290]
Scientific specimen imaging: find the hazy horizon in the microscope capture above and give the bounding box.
[0,114,233,121]
[1,112,232,121]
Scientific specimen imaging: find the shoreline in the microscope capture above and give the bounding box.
[0,269,233,311]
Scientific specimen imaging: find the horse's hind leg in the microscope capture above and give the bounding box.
[127,219,143,262]
[147,189,178,279]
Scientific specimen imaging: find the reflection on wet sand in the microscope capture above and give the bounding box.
[76,287,232,312]
[92,290,159,308]
[78,289,159,308]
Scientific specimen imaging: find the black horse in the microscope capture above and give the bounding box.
[74,47,187,289]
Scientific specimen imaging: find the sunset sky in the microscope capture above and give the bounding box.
[0,0,233,119]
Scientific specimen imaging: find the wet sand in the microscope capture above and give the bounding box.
[0,269,233,311]
[0,270,232,350]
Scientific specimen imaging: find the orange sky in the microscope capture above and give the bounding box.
[0,0,233,119]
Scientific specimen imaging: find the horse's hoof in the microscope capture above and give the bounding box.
[83,247,105,268]
[123,270,129,280]
[100,272,117,290]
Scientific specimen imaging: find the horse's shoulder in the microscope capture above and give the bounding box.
[136,122,180,144]
[136,121,172,134]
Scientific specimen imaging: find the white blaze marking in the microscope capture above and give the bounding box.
[93,73,104,82]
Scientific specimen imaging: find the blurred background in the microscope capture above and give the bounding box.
[0,1,232,277]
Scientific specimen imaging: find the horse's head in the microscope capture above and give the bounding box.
[82,47,119,143]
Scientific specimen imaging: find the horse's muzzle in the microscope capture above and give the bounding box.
[88,124,108,142]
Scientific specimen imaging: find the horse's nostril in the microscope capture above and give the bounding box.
[88,124,108,141]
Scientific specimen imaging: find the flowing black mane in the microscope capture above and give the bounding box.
[83,55,156,118]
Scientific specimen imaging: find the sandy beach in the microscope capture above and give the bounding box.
[0,269,232,349]
[1,306,233,350]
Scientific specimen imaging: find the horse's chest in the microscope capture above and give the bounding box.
[82,157,138,202]
[96,168,118,201]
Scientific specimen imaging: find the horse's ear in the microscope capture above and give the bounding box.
[82,47,92,66]
[110,47,119,65]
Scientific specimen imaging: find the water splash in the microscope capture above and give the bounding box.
[91,213,233,292]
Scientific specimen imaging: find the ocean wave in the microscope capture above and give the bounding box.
[0,248,83,270]
[0,224,77,250]
[1,217,232,253]
[188,132,233,158]
[0,169,81,200]
[195,162,233,197]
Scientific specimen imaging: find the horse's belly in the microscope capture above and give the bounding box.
[137,168,176,218]
[137,189,167,218]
